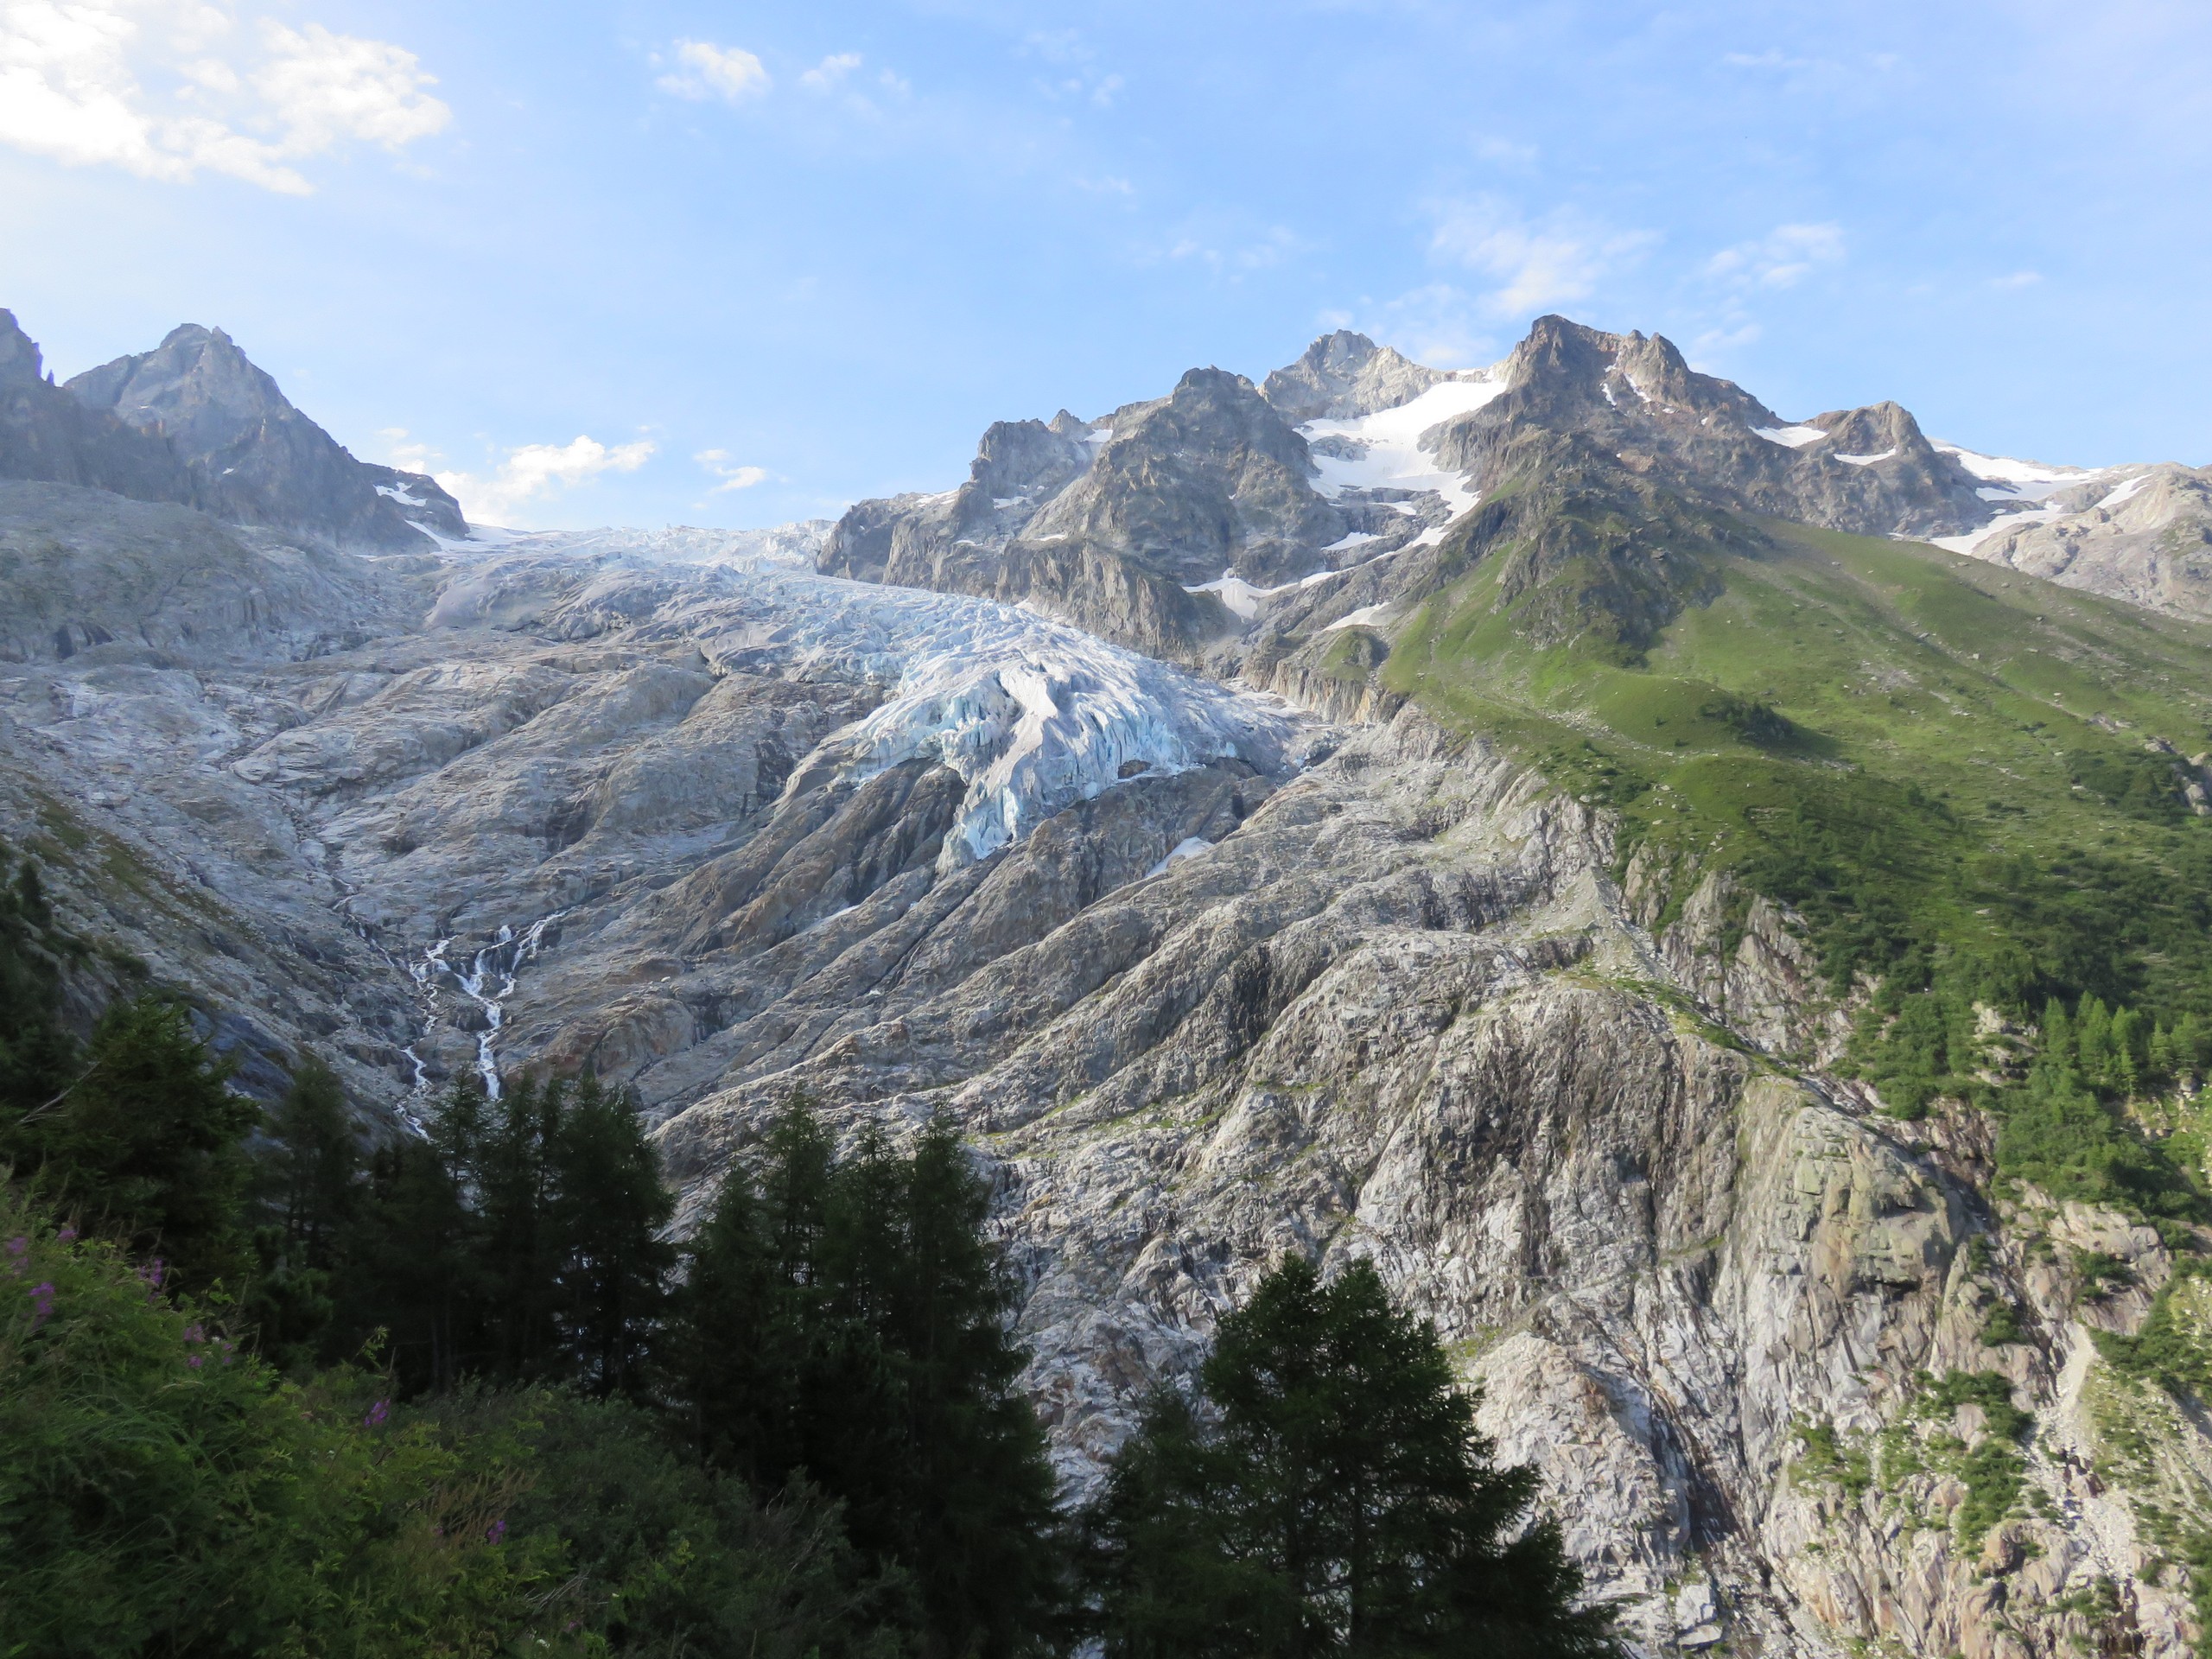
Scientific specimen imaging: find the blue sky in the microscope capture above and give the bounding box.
[3,1,2207,530]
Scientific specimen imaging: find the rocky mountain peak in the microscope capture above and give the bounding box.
[1497,315,1778,429]
[969,418,1094,503]
[0,308,195,503]
[1262,329,1449,422]
[67,322,289,460]
[64,319,464,549]
[0,308,47,388]
[1809,398,1936,460]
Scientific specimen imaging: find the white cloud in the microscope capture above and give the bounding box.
[435,435,656,525]
[1992,270,2043,289]
[658,39,768,103]
[0,0,448,194]
[1427,197,1656,318]
[695,448,768,493]
[798,52,860,92]
[1690,321,1764,359]
[1721,49,1815,71]
[1020,29,1089,66]
[1706,222,1845,289]
[1471,136,1537,168]
[254,22,449,151]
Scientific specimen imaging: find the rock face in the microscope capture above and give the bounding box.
[817,367,1350,657]
[0,309,195,505]
[1261,329,1449,422]
[67,323,464,548]
[14,315,2212,1659]
[1937,462,2212,619]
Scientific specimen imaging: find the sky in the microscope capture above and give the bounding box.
[3,1,2208,531]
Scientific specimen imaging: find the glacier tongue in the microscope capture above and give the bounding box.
[448,537,1323,872]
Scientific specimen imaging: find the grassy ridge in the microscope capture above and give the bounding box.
[1386,514,2212,974]
[1376,513,2212,1194]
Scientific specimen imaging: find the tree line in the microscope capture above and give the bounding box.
[0,843,1611,1657]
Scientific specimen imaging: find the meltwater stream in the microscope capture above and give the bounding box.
[408,912,567,1101]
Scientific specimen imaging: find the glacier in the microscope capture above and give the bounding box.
[439,530,1323,874]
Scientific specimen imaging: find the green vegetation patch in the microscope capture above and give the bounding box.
[1383,507,2212,1213]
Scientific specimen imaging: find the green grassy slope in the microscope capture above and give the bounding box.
[1377,514,2212,1207]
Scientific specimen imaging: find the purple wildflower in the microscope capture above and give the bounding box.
[182,1323,205,1344]
[56,1227,75,1243]
[187,1354,204,1369]
[6,1236,25,1258]
[363,1400,391,1429]
[486,1519,506,1545]
[29,1281,55,1329]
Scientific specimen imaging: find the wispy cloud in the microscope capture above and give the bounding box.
[1706,222,1845,289]
[1427,196,1656,317]
[1319,284,1503,370]
[1721,48,1816,72]
[657,40,769,103]
[798,53,860,92]
[1147,219,1306,276]
[1991,270,2043,289]
[0,0,448,194]
[406,434,655,524]
[695,448,768,493]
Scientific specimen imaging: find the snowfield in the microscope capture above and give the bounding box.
[1300,372,1507,549]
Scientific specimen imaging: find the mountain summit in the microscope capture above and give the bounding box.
[65,323,464,548]
[0,308,463,550]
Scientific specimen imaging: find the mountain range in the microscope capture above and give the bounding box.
[5,304,2212,1658]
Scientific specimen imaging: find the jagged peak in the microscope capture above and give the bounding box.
[68,321,294,435]
[1262,329,1451,423]
[0,308,45,386]
[1501,314,1782,427]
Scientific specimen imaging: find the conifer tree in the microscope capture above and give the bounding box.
[9,997,257,1290]
[671,1101,1066,1659]
[245,1057,367,1365]
[673,1154,795,1480]
[550,1073,673,1399]
[0,844,73,1114]
[474,1076,566,1380]
[1084,1255,1615,1658]
[334,1080,486,1391]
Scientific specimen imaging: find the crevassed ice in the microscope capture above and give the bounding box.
[490,543,1317,873]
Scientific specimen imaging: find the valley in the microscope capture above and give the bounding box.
[6,303,2212,1657]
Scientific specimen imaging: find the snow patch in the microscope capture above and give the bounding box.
[1145,836,1214,880]
[376,480,429,509]
[1320,529,1383,554]
[2096,474,2152,510]
[1834,448,1898,467]
[1934,443,2108,499]
[1929,508,2064,556]
[1300,373,1504,548]
[1324,602,1397,632]
[1753,425,1827,448]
